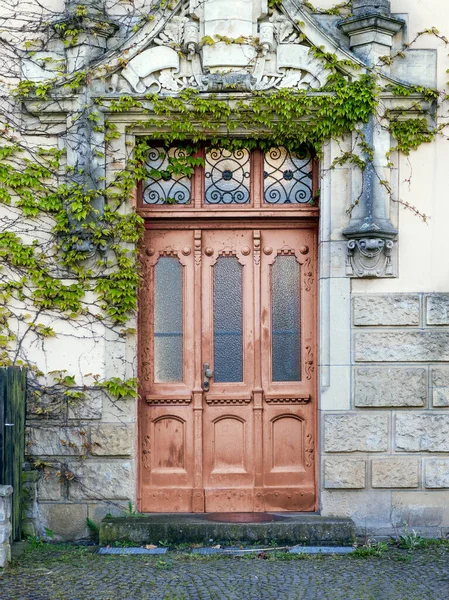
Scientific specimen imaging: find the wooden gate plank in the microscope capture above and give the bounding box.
[1,367,26,541]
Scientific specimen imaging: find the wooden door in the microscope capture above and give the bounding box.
[139,226,317,512]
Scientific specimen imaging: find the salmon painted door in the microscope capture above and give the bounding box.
[139,226,317,512]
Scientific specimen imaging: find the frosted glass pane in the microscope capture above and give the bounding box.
[154,257,183,382]
[214,257,243,382]
[271,256,300,381]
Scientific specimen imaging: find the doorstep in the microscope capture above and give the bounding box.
[99,513,356,546]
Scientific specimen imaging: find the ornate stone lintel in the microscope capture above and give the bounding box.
[345,237,394,278]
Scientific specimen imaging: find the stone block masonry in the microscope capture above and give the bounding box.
[322,294,449,535]
[0,486,13,568]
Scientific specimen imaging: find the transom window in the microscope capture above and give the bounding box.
[139,144,317,210]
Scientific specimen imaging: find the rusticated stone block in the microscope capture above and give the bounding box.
[67,460,133,500]
[372,459,419,488]
[355,367,426,407]
[431,367,449,407]
[354,331,449,362]
[392,492,449,527]
[426,294,449,325]
[68,389,103,420]
[90,424,134,456]
[37,473,63,501]
[396,414,449,452]
[38,503,88,541]
[425,459,449,488]
[324,414,388,452]
[27,426,90,456]
[324,458,366,488]
[353,294,420,326]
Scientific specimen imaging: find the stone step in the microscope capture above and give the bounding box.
[99,513,356,547]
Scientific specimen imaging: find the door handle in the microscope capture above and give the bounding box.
[203,363,213,391]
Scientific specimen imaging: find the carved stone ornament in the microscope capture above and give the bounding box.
[346,238,394,278]
[105,3,332,95]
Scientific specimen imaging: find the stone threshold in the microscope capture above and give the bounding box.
[99,513,356,546]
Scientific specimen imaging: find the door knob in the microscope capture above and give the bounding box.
[203,363,213,391]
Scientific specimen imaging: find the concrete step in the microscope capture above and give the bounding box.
[99,513,356,546]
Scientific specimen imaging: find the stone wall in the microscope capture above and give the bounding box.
[321,293,449,537]
[0,486,13,568]
[24,395,136,541]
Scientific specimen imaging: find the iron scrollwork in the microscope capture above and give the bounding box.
[143,146,191,205]
[205,148,250,204]
[264,147,313,204]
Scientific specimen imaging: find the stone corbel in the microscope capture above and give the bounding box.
[343,116,397,278]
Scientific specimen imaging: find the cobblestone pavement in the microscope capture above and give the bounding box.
[1,544,449,600]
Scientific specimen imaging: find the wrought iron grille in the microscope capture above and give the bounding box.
[264,147,313,204]
[205,148,250,204]
[142,146,191,204]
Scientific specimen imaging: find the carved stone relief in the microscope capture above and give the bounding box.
[105,3,331,95]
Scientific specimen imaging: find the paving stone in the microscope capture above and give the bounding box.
[353,294,420,326]
[1,544,449,600]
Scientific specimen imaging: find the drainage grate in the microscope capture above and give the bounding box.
[289,546,354,555]
[193,547,279,555]
[98,547,168,555]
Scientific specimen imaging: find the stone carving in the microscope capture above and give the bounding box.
[106,6,331,95]
[346,238,394,278]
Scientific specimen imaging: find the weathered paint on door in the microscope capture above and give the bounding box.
[138,225,317,512]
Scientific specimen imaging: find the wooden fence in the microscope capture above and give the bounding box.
[0,367,27,541]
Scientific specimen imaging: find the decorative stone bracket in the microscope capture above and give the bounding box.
[345,237,394,278]
[339,0,403,278]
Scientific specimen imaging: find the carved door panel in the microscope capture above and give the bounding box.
[260,229,316,511]
[139,226,317,512]
[201,230,255,511]
[139,230,197,512]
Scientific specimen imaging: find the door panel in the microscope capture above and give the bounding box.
[139,226,317,512]
[201,230,255,511]
[139,230,197,512]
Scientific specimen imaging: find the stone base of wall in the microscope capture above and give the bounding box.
[320,293,449,539]
[0,486,13,568]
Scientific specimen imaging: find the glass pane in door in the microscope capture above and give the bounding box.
[153,257,183,382]
[271,255,301,381]
[213,257,243,382]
